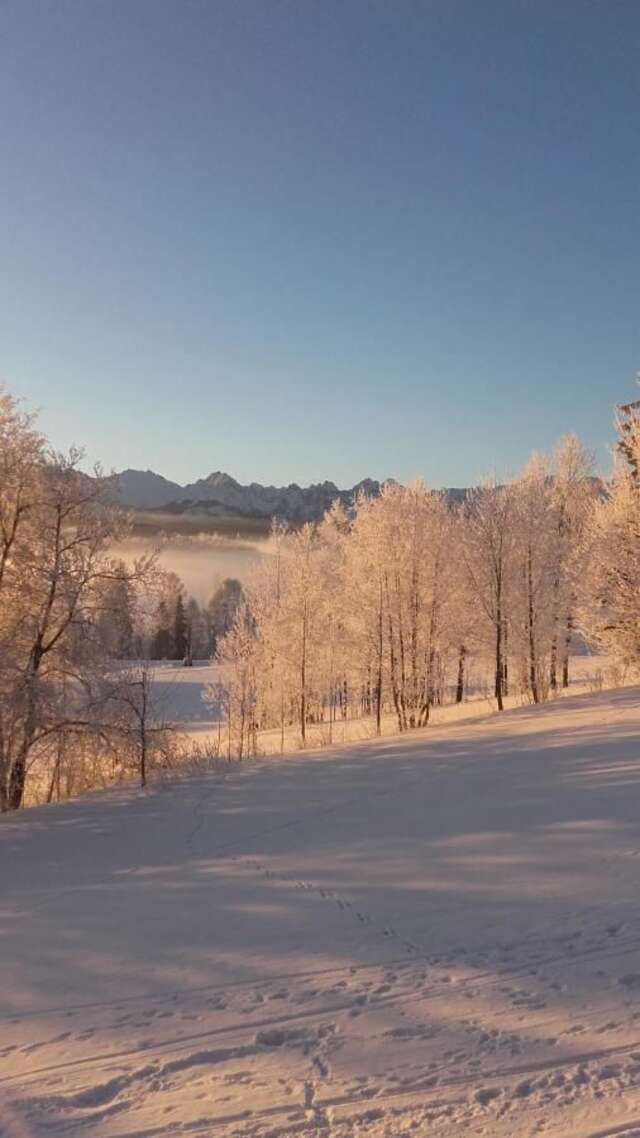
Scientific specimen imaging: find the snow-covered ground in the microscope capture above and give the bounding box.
[4,686,640,1136]
[149,661,223,738]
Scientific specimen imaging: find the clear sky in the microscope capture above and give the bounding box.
[1,1,639,488]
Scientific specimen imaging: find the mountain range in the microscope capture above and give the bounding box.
[116,469,397,524]
[115,468,604,535]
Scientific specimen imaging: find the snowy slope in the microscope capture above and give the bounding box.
[4,689,640,1136]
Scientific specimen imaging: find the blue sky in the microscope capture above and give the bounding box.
[1,1,639,487]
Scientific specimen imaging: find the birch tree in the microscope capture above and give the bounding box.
[462,480,517,711]
[213,603,258,760]
[371,482,452,730]
[581,401,640,667]
[511,454,556,703]
[345,493,388,733]
[549,436,596,689]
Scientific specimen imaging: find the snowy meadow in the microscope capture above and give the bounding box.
[4,3,640,1133]
[4,388,640,1136]
[4,386,624,812]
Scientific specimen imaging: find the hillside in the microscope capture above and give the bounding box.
[3,687,640,1136]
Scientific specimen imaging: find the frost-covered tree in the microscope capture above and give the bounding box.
[276,523,324,745]
[210,437,597,757]
[374,482,453,730]
[210,603,258,759]
[344,492,387,733]
[0,389,44,597]
[246,522,292,750]
[548,435,595,689]
[446,509,481,704]
[0,390,155,809]
[581,401,640,668]
[315,503,351,739]
[0,387,171,808]
[461,480,517,711]
[510,454,557,703]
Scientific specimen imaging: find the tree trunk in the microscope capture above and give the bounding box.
[562,612,572,688]
[300,604,307,746]
[375,580,384,735]
[8,755,27,810]
[495,606,504,712]
[409,564,419,729]
[139,675,148,787]
[550,632,558,691]
[328,682,334,743]
[385,587,403,732]
[527,548,539,704]
[395,575,408,729]
[46,750,62,804]
[9,667,39,809]
[456,646,466,704]
[549,575,560,691]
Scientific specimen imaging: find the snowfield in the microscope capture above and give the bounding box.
[4,688,640,1137]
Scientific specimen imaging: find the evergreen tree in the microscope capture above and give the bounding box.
[152,600,173,659]
[174,593,188,660]
[97,565,136,658]
[185,597,206,661]
[208,578,243,656]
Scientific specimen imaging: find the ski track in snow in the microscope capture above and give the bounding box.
[4,688,640,1135]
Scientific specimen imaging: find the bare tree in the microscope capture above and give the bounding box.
[108,663,174,787]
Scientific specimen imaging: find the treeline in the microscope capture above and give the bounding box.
[214,412,640,760]
[214,435,597,757]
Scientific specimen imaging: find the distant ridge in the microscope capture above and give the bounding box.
[116,468,388,524]
[115,470,603,528]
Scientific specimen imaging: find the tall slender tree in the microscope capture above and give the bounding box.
[462,480,517,711]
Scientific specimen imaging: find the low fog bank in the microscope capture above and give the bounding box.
[113,534,271,602]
